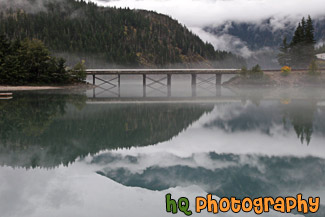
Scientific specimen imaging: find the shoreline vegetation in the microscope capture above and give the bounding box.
[0,36,86,86]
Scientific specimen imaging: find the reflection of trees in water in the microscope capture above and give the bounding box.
[283,101,317,145]
[204,100,320,145]
[0,94,212,168]
[0,93,87,143]
[0,93,87,168]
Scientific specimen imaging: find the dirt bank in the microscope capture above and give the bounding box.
[224,71,325,87]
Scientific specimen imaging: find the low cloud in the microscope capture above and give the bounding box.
[191,27,254,57]
[88,0,325,28]
[0,0,65,13]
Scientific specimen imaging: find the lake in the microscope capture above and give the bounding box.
[0,81,324,217]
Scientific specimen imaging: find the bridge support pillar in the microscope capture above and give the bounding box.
[191,74,196,86]
[167,74,172,97]
[216,74,221,85]
[216,74,222,96]
[93,74,96,85]
[118,74,121,97]
[143,74,146,97]
[191,74,197,97]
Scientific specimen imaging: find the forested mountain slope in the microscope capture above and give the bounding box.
[0,0,244,68]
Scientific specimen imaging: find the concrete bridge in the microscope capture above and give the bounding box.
[86,68,241,85]
[86,68,242,97]
[85,68,325,98]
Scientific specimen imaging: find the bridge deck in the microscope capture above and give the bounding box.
[86,69,241,75]
[86,68,325,75]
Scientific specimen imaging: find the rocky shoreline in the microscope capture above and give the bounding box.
[0,83,93,91]
[223,71,325,87]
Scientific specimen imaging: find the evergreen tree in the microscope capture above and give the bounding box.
[290,22,305,67]
[0,35,11,59]
[301,17,306,41]
[291,23,304,46]
[304,15,316,65]
[277,37,291,66]
[305,16,316,44]
[278,16,316,68]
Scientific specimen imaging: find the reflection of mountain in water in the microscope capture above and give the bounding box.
[204,100,324,145]
[0,93,212,168]
[96,152,325,198]
[96,152,325,217]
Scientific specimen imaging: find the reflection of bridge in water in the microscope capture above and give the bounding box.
[87,96,243,104]
[86,97,325,105]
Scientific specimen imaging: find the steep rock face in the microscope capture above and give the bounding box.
[0,0,244,68]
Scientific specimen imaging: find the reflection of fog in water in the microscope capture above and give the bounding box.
[203,101,323,145]
[93,101,325,217]
[95,151,325,199]
[0,88,325,217]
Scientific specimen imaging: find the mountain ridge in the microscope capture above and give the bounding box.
[0,0,245,68]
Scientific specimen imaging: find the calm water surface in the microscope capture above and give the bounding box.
[0,85,325,217]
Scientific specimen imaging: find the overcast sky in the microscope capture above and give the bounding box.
[87,0,325,28]
[86,0,325,56]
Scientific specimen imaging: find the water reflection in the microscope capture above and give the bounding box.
[285,101,316,145]
[0,93,213,168]
[0,89,325,217]
[95,152,325,199]
[90,100,325,216]
[204,100,323,145]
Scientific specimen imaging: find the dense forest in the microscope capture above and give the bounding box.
[0,0,245,68]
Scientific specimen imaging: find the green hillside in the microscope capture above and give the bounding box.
[0,0,245,68]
